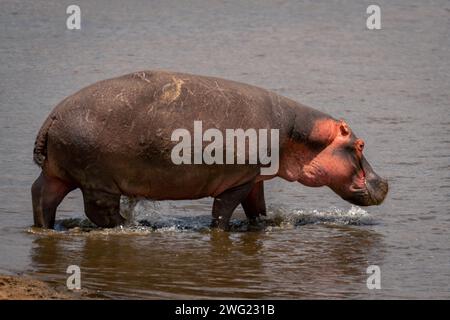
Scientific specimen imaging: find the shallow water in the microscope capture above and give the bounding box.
[0,0,449,299]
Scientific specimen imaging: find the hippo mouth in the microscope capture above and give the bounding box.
[347,178,387,206]
[346,159,388,206]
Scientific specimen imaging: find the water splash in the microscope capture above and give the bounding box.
[27,203,375,236]
[270,205,375,227]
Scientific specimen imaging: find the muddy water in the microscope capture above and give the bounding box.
[0,0,449,299]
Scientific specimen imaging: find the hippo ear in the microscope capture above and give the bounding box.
[339,120,350,136]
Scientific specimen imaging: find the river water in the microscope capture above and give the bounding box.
[0,0,449,299]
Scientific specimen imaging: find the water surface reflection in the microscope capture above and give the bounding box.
[29,223,384,299]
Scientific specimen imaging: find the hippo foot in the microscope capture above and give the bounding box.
[246,217,266,231]
[31,172,75,229]
[211,181,255,231]
[210,218,231,231]
[81,189,125,228]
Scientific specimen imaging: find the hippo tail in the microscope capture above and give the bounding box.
[33,115,56,167]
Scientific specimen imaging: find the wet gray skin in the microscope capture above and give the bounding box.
[31,70,388,230]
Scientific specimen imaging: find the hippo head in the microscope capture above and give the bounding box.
[282,118,388,206]
[314,120,388,206]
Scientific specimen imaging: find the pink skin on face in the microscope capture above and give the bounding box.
[278,119,369,201]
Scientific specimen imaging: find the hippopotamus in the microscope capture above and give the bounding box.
[32,70,388,230]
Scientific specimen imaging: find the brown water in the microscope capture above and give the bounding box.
[0,0,449,299]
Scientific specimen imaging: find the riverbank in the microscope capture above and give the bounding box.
[0,274,69,300]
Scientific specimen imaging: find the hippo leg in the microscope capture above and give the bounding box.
[31,172,75,228]
[211,181,254,231]
[241,181,266,226]
[82,189,125,228]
